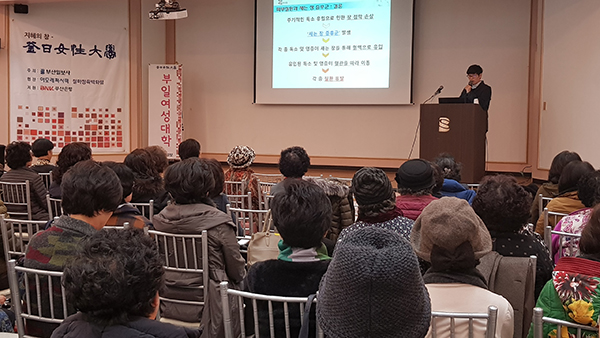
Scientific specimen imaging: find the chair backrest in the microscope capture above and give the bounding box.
[38,172,52,191]
[543,208,569,249]
[532,307,599,338]
[1,217,47,263]
[7,259,68,336]
[0,181,32,220]
[538,194,554,218]
[147,229,209,317]
[130,200,154,220]
[224,180,248,197]
[257,180,276,210]
[227,205,269,237]
[227,192,252,210]
[467,183,480,191]
[430,306,498,338]
[220,281,323,338]
[253,173,283,184]
[46,194,63,219]
[551,229,582,260]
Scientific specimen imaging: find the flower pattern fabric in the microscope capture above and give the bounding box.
[552,208,592,262]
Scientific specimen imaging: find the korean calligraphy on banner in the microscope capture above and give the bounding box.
[148,64,183,158]
[9,1,129,153]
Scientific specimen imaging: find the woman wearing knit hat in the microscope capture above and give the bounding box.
[318,226,431,338]
[411,197,514,338]
[395,159,438,220]
[338,167,414,243]
[223,145,260,210]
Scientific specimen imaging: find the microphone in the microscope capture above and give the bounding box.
[423,85,444,104]
[434,85,444,95]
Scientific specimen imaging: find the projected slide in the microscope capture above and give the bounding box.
[272,0,391,89]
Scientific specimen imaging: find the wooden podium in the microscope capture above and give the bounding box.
[419,103,487,183]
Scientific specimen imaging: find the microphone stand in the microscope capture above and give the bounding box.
[408,87,443,159]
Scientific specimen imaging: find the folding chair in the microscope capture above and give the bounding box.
[46,194,63,219]
[253,173,283,184]
[220,281,324,338]
[430,306,498,338]
[130,199,154,220]
[224,180,248,196]
[38,172,52,191]
[466,184,480,191]
[0,181,32,220]
[0,217,47,263]
[543,208,569,249]
[551,229,582,260]
[7,259,69,337]
[257,180,276,210]
[532,307,599,338]
[538,194,554,219]
[227,205,269,238]
[148,229,208,326]
[227,192,252,210]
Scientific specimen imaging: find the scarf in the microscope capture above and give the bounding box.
[277,241,331,262]
[423,242,488,289]
[357,205,404,223]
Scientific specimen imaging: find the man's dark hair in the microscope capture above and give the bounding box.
[31,138,54,158]
[164,158,214,205]
[63,228,164,326]
[202,158,225,198]
[103,161,134,204]
[548,151,582,184]
[5,141,32,170]
[52,142,92,184]
[434,153,462,182]
[578,171,600,208]
[278,146,310,178]
[271,180,332,249]
[61,160,122,217]
[466,64,483,75]
[472,175,531,232]
[145,145,169,174]
[179,139,201,160]
[558,161,595,195]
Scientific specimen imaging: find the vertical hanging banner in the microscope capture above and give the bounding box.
[148,64,183,158]
[9,1,129,153]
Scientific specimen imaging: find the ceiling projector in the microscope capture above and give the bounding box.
[149,0,188,20]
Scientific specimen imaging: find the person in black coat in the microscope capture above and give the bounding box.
[244,180,332,338]
[459,64,492,112]
[51,228,201,338]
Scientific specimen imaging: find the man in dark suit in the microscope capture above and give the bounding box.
[459,64,492,112]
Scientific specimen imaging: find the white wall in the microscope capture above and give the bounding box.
[175,0,531,164]
[539,0,600,169]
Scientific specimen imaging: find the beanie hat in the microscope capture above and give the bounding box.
[317,227,431,338]
[395,159,435,192]
[411,197,492,263]
[227,145,255,169]
[351,167,394,206]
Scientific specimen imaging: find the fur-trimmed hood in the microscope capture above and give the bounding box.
[304,177,349,198]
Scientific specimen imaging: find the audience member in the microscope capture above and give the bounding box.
[52,229,202,338]
[0,144,5,174]
[430,162,445,199]
[223,145,259,210]
[530,151,581,224]
[153,158,246,337]
[270,146,310,196]
[103,161,153,229]
[338,167,413,242]
[535,160,595,234]
[1,141,49,220]
[145,145,170,175]
[472,175,553,298]
[395,159,438,220]
[317,227,431,338]
[304,176,353,242]
[411,197,514,338]
[24,160,121,337]
[202,158,230,213]
[179,138,201,160]
[530,204,600,338]
[434,153,476,204]
[30,138,56,174]
[244,180,332,337]
[124,148,170,213]
[49,142,92,198]
[551,170,600,261]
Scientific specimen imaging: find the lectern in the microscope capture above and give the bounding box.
[419,103,487,183]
